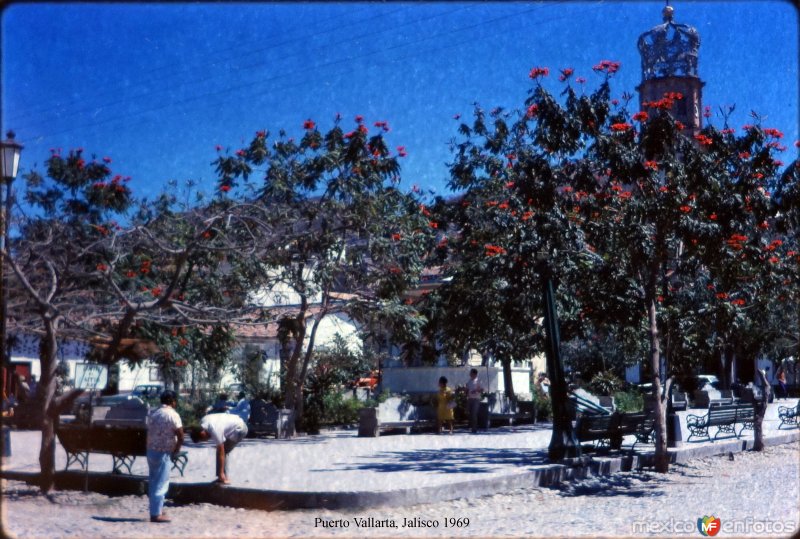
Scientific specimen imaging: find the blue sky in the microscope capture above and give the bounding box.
[2,1,798,202]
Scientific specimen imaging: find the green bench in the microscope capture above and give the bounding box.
[686,403,754,442]
[575,411,654,450]
[778,401,800,429]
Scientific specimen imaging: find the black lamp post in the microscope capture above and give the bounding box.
[0,130,24,374]
[536,252,581,461]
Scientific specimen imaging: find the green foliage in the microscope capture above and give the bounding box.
[586,370,624,396]
[612,389,643,413]
[533,392,552,421]
[302,391,365,433]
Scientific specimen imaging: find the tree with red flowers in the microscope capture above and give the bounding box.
[436,62,796,471]
[3,149,134,492]
[212,118,433,434]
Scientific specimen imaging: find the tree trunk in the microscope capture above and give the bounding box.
[752,369,771,451]
[647,297,669,473]
[501,357,515,402]
[38,317,59,493]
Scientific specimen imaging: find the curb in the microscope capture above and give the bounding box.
[3,430,798,510]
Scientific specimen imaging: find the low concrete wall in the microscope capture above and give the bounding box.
[381,366,532,400]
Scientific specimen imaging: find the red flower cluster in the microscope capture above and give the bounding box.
[694,134,713,146]
[709,213,718,221]
[679,205,692,213]
[303,119,316,130]
[592,60,621,74]
[528,66,550,79]
[235,149,246,157]
[355,115,364,123]
[739,152,751,159]
[726,234,748,250]
[674,121,685,130]
[632,111,648,122]
[643,92,681,110]
[720,128,735,135]
[374,121,390,132]
[558,68,574,81]
[610,123,632,132]
[619,191,632,199]
[397,146,407,157]
[765,239,783,251]
[730,298,746,306]
[643,160,658,171]
[429,221,438,229]
[391,233,401,241]
[96,263,108,272]
[703,106,712,119]
[220,184,231,192]
[521,211,534,221]
[716,292,729,299]
[526,104,539,118]
[484,244,506,257]
[758,221,769,230]
[575,77,586,84]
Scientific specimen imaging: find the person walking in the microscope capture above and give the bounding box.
[191,412,248,484]
[436,376,455,435]
[146,390,183,523]
[776,366,788,400]
[466,368,484,433]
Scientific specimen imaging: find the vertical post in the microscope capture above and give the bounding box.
[0,178,10,375]
[543,277,581,460]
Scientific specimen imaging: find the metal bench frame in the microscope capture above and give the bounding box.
[778,402,800,430]
[57,424,188,476]
[686,404,754,442]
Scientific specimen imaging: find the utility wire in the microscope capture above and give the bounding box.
[18,2,589,142]
[6,4,462,124]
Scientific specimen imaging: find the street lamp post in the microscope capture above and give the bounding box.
[0,131,24,377]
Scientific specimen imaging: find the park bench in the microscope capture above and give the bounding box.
[777,401,800,429]
[486,392,520,425]
[358,396,435,437]
[612,411,656,450]
[247,399,292,438]
[575,411,654,450]
[686,403,754,442]
[56,399,187,475]
[575,413,616,447]
[692,389,735,408]
[671,391,688,411]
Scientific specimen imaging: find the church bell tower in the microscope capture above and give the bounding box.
[637,3,704,134]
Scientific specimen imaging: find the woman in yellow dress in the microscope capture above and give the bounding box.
[437,376,455,434]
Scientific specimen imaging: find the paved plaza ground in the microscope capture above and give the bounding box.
[2,399,799,537]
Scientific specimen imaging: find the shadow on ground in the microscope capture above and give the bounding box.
[315,447,549,475]
[552,470,669,498]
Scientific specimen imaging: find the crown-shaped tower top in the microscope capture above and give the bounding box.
[637,3,700,80]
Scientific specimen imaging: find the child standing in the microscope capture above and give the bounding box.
[437,376,455,434]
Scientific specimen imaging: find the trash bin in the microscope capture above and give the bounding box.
[1,426,10,457]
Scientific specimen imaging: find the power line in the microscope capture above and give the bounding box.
[6,4,459,125]
[18,2,588,142]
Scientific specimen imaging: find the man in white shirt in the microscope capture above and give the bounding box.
[190,413,248,484]
[146,390,183,523]
[466,368,484,433]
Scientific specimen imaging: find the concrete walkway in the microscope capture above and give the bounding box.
[2,399,798,509]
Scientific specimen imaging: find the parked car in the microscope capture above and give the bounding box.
[69,383,164,421]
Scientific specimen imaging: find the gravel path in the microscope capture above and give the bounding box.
[3,442,798,538]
